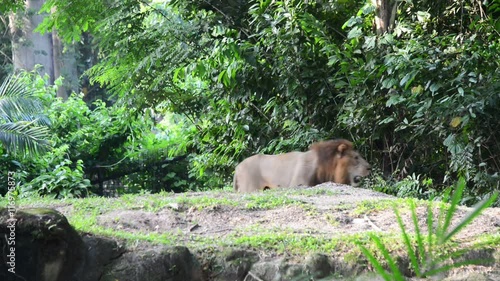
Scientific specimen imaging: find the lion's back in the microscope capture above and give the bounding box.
[234,152,316,192]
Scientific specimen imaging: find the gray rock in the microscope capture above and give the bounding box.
[306,253,333,278]
[0,208,85,281]
[284,264,309,280]
[247,260,284,281]
[101,246,204,281]
[213,249,259,281]
[80,234,125,281]
[245,258,310,281]
[443,272,491,281]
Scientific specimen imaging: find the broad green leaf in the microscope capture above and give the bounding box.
[400,71,417,89]
[382,78,397,89]
[347,26,363,39]
[417,11,431,22]
[386,95,405,107]
[378,116,395,125]
[363,36,376,50]
[342,17,361,29]
[429,83,441,93]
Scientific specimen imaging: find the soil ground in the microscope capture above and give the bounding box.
[86,183,500,244]
[23,182,500,280]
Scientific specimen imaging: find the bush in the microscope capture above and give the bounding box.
[10,73,191,198]
[332,4,500,202]
[20,145,91,198]
[30,0,500,201]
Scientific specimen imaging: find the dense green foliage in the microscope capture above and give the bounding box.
[0,0,24,13]
[339,3,500,203]
[1,0,499,202]
[0,72,190,198]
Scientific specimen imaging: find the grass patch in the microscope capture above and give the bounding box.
[282,187,341,197]
[352,199,400,215]
[232,232,338,254]
[243,192,303,209]
[175,193,237,210]
[2,195,144,212]
[229,230,404,257]
[352,198,427,216]
[325,213,340,226]
[0,193,69,208]
[471,233,500,249]
[2,191,237,213]
[81,225,180,245]
[70,197,124,213]
[4,186,498,266]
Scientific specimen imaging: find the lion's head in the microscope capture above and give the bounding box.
[311,139,371,187]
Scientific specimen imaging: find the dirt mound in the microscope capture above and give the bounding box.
[46,182,500,280]
[94,183,500,243]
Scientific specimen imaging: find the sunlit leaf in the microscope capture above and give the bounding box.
[347,26,363,39]
[449,117,461,128]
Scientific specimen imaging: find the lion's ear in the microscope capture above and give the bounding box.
[311,139,352,158]
[336,140,354,156]
[338,143,348,153]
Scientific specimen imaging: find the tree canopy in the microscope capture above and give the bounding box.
[1,0,499,202]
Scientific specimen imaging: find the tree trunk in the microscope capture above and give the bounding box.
[9,0,78,99]
[9,0,54,82]
[52,29,77,99]
[372,0,398,34]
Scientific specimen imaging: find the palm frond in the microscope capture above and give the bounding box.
[0,74,47,124]
[0,74,51,156]
[0,121,51,155]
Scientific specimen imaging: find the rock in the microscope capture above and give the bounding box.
[305,253,333,278]
[101,246,204,281]
[79,234,125,281]
[284,264,308,278]
[0,208,204,281]
[242,254,374,281]
[241,254,372,281]
[453,248,498,266]
[246,260,284,281]
[0,208,85,281]
[443,271,491,281]
[245,259,311,281]
[352,273,386,281]
[213,249,259,281]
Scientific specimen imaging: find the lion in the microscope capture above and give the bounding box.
[233,139,371,193]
